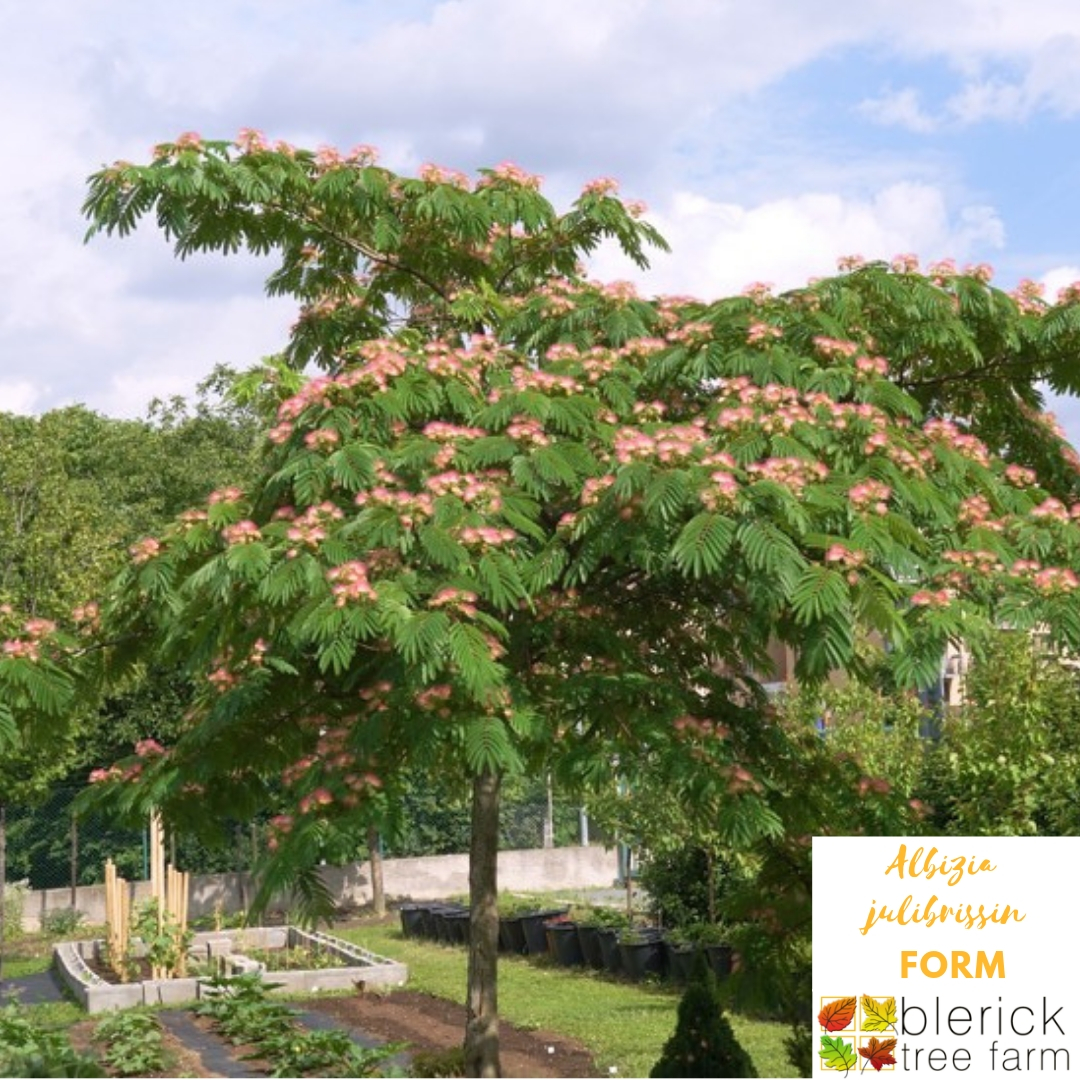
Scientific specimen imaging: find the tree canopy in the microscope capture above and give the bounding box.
[7,133,1080,1074]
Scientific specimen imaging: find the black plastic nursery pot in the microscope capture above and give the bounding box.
[431,904,468,944]
[596,927,623,975]
[705,943,734,979]
[545,921,585,967]
[443,910,471,946]
[520,909,567,955]
[499,915,527,954]
[399,903,426,939]
[575,925,606,970]
[664,941,699,983]
[619,931,666,982]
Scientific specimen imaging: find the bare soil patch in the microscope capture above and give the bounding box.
[305,989,600,1078]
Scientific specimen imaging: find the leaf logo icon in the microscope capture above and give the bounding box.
[820,1034,858,1074]
[860,995,897,1032]
[819,996,857,1031]
[858,1036,898,1072]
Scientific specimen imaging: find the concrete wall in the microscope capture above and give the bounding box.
[19,844,618,932]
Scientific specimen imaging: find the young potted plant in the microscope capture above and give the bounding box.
[575,906,628,971]
[618,925,666,981]
[544,913,585,967]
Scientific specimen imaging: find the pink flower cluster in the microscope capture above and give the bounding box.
[1031,497,1071,523]
[582,177,619,197]
[416,683,453,714]
[429,588,478,617]
[327,561,377,605]
[3,639,39,661]
[911,589,952,608]
[354,485,434,529]
[746,321,783,345]
[922,420,991,466]
[130,537,161,564]
[286,502,344,550]
[891,253,920,273]
[418,163,470,189]
[848,479,891,514]
[222,520,261,545]
[581,476,615,506]
[746,456,829,494]
[855,356,889,378]
[482,161,543,190]
[1033,567,1080,593]
[825,544,866,569]
[505,417,550,447]
[423,421,486,442]
[208,486,245,505]
[1010,279,1046,314]
[1004,464,1037,487]
[425,471,502,509]
[700,471,740,511]
[813,336,860,361]
[304,428,340,452]
[943,549,1002,573]
[459,526,516,547]
[511,367,581,395]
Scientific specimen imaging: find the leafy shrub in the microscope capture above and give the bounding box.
[2,883,26,942]
[0,1002,104,1077]
[195,973,399,1076]
[650,955,758,1078]
[93,1008,166,1077]
[41,908,85,939]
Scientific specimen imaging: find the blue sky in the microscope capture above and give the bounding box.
[5,0,1080,438]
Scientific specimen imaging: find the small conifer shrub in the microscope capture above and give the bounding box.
[650,952,758,1077]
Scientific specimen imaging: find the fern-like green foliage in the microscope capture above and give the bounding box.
[12,139,1080,951]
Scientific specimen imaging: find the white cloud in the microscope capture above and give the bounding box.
[4,0,1080,419]
[0,380,45,415]
[859,88,940,132]
[596,183,1005,299]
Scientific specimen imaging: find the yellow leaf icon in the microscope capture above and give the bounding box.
[861,995,897,1031]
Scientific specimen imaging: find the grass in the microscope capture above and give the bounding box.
[338,923,797,1078]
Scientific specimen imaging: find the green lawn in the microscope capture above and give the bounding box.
[339,923,797,1078]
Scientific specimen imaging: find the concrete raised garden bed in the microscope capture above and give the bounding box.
[54,926,407,1013]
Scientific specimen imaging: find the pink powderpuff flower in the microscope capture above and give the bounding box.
[223,520,261,545]
[130,537,161,564]
[304,428,340,452]
[174,131,202,150]
[209,486,244,505]
[236,128,268,153]
[582,177,619,197]
[135,739,166,758]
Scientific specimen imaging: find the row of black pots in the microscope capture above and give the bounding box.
[399,901,470,945]
[399,902,734,984]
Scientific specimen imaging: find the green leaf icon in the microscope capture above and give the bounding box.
[819,1034,857,1073]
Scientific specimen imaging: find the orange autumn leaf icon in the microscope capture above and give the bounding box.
[859,1036,898,1072]
[819,997,857,1031]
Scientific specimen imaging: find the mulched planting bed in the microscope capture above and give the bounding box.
[305,989,600,1078]
[67,1017,216,1078]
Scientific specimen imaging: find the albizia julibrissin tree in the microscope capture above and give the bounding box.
[9,133,1080,1075]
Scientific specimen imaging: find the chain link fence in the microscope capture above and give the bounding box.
[2,780,593,892]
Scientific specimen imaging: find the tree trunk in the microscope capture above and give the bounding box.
[464,770,501,1078]
[367,824,385,918]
